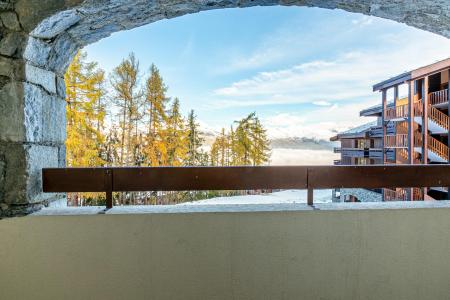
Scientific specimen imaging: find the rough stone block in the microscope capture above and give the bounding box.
[23,83,43,142]
[30,9,81,40]
[48,33,79,76]
[42,96,66,143]
[0,141,64,210]
[25,143,60,204]
[24,83,66,143]
[25,63,56,94]
[58,144,66,167]
[0,32,23,57]
[0,12,21,31]
[0,142,27,205]
[0,81,25,142]
[23,36,51,67]
[0,56,25,80]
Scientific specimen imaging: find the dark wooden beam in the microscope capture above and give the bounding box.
[42,168,108,192]
[43,165,450,207]
[306,165,450,189]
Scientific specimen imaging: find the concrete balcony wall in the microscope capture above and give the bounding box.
[1,206,450,299]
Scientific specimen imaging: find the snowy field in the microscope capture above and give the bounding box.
[181,189,333,205]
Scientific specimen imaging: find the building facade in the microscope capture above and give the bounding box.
[332,58,450,202]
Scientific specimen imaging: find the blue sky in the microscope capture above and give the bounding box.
[84,6,450,140]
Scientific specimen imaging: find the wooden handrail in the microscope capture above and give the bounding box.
[429,104,449,130]
[414,134,449,161]
[43,165,450,208]
[428,136,449,161]
[414,100,449,131]
[429,88,448,106]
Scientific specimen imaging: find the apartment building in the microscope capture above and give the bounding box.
[332,58,450,202]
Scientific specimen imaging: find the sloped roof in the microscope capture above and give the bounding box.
[331,121,378,141]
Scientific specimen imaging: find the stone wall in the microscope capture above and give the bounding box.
[0,0,78,216]
[1,0,450,216]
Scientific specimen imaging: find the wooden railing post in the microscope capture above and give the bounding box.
[307,188,313,206]
[105,168,113,209]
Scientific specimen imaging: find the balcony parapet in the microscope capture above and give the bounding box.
[429,88,448,106]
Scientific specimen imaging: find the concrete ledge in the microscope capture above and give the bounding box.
[31,200,450,216]
[4,202,450,299]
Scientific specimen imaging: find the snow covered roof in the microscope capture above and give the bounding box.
[335,121,378,139]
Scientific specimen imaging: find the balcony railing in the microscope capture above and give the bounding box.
[429,88,448,106]
[333,160,341,165]
[385,104,409,120]
[384,188,423,201]
[415,100,449,131]
[414,134,449,161]
[333,147,341,153]
[42,165,450,207]
[384,134,408,148]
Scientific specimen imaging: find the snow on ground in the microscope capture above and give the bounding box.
[180,189,333,205]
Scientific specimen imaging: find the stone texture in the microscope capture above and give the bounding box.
[0,56,25,80]
[0,0,14,11]
[25,63,56,94]
[25,143,60,204]
[0,32,23,57]
[30,9,80,39]
[14,0,84,32]
[23,36,51,67]
[0,142,27,205]
[24,83,66,143]
[41,95,66,143]
[55,75,65,98]
[0,155,5,204]
[0,81,25,142]
[0,11,21,31]
[47,33,79,75]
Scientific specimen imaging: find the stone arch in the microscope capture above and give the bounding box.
[1,0,449,216]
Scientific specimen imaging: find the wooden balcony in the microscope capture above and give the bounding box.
[429,88,448,106]
[385,104,409,121]
[384,188,423,201]
[384,134,408,148]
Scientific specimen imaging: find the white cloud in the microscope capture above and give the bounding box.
[210,27,450,109]
[262,101,377,140]
[312,100,332,106]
